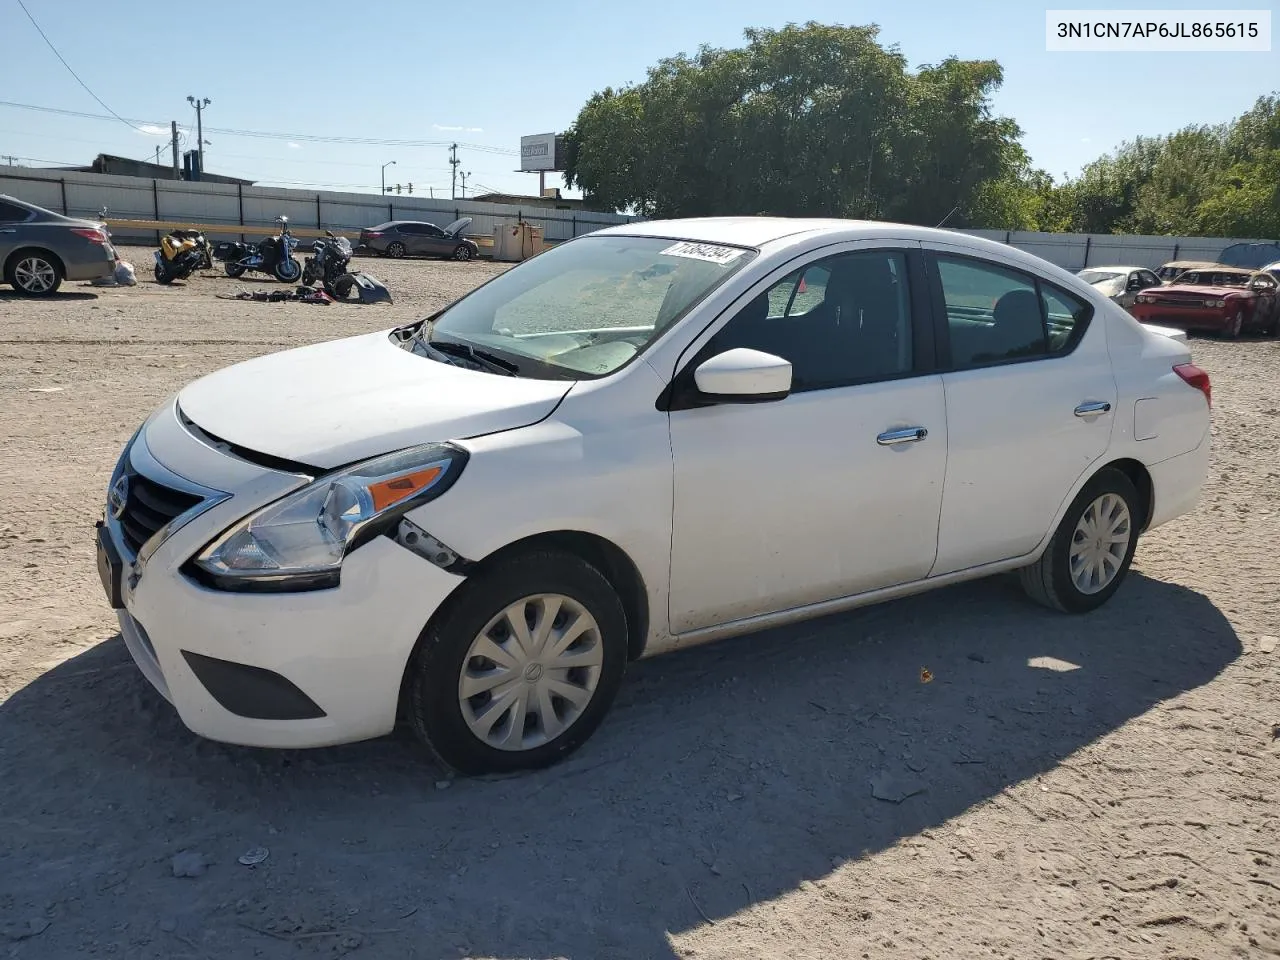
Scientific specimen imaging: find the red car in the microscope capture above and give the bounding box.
[1130,267,1280,338]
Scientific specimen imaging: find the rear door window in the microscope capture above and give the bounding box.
[0,201,31,222]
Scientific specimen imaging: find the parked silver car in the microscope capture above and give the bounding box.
[1076,265,1162,309]
[0,194,117,295]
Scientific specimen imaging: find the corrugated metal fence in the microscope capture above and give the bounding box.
[0,165,637,247]
[0,164,1270,267]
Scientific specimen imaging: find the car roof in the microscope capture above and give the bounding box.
[1161,260,1218,268]
[594,216,951,248]
[1080,265,1148,272]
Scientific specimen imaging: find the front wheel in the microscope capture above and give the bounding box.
[452,244,473,262]
[1019,468,1141,614]
[1224,310,1244,339]
[153,263,173,285]
[404,551,628,776]
[273,257,302,283]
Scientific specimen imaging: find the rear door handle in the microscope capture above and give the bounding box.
[1074,401,1112,418]
[0,229,16,234]
[877,426,928,446]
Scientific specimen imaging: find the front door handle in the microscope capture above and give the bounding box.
[1074,401,1112,418]
[0,229,17,234]
[877,426,928,446]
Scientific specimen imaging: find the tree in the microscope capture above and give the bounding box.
[563,23,1026,227]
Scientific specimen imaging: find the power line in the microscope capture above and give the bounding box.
[13,1,151,136]
[0,99,519,154]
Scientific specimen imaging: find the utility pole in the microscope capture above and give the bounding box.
[448,143,459,200]
[459,170,470,198]
[187,96,210,170]
[1,155,16,166]
[170,120,180,180]
[153,145,162,165]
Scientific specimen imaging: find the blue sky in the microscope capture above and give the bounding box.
[1,0,1275,201]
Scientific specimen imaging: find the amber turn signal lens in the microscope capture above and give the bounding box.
[367,466,443,512]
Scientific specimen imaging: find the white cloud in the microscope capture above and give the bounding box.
[432,124,484,133]
[136,124,170,137]
[1080,137,1092,143]
[288,142,302,149]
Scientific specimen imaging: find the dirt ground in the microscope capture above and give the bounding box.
[0,246,1277,960]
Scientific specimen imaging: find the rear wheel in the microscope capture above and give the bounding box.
[386,241,406,258]
[452,244,473,262]
[225,262,246,278]
[404,551,628,775]
[1019,468,1141,614]
[5,251,63,296]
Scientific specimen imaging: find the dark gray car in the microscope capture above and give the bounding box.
[0,194,117,295]
[357,217,478,261]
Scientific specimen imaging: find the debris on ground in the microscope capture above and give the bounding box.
[238,846,270,866]
[171,851,209,878]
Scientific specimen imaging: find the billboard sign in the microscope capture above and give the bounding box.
[520,133,558,172]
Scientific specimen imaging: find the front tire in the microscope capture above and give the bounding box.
[452,244,473,262]
[5,251,63,296]
[273,257,302,283]
[153,263,173,285]
[404,551,628,776]
[1019,468,1141,614]
[1224,310,1244,339]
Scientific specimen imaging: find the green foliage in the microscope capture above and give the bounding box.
[565,26,1277,240]
[1045,94,1280,238]
[563,23,1027,227]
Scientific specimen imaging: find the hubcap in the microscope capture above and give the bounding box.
[458,594,603,752]
[15,257,55,292]
[1069,493,1131,595]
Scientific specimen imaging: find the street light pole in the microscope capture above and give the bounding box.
[186,96,210,170]
[382,160,396,196]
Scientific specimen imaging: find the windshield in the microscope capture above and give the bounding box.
[424,235,756,378]
[1078,270,1124,285]
[1179,271,1249,287]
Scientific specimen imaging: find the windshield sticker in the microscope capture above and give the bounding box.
[659,241,746,265]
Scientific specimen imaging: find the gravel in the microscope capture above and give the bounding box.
[1,248,1277,958]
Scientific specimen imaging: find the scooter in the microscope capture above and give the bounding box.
[153,232,206,284]
[214,216,302,283]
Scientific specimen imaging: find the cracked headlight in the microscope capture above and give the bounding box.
[192,443,467,591]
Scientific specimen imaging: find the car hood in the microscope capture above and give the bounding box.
[177,331,573,469]
[1153,284,1250,297]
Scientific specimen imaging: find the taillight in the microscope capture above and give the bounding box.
[70,227,108,244]
[1173,362,1211,407]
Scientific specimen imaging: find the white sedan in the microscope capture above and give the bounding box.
[95,217,1212,775]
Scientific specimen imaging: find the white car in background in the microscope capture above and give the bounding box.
[1077,265,1163,308]
[96,218,1212,775]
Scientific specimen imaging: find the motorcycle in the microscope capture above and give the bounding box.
[153,232,206,284]
[167,228,213,270]
[302,230,395,304]
[302,230,354,294]
[213,216,302,283]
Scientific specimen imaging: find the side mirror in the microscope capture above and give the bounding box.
[693,348,792,403]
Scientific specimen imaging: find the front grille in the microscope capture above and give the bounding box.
[118,469,203,555]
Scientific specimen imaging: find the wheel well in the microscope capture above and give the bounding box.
[475,531,650,661]
[4,246,65,280]
[1101,458,1154,532]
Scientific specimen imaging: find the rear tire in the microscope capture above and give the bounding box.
[1019,468,1141,614]
[403,550,628,776]
[225,262,246,278]
[386,241,406,259]
[5,251,63,296]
